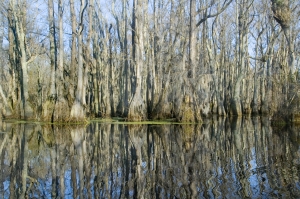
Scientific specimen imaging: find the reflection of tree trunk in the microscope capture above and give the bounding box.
[50,130,58,198]
[71,127,85,198]
[92,123,99,199]
[70,143,77,198]
[9,130,18,199]
[84,126,93,199]
[128,125,147,198]
[121,125,130,198]
[2,120,300,198]
[0,139,4,196]
[20,126,27,198]
[109,124,114,197]
[231,117,243,152]
[10,125,29,198]
[58,132,66,199]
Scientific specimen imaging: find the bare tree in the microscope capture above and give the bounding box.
[70,0,88,120]
[271,0,295,74]
[7,0,34,118]
[43,0,57,121]
[128,0,147,120]
[0,0,298,121]
[53,0,69,121]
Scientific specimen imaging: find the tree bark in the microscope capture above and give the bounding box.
[53,0,70,121]
[9,0,33,119]
[70,0,88,120]
[188,0,196,78]
[69,0,77,105]
[43,0,57,121]
[128,0,147,121]
[230,0,252,116]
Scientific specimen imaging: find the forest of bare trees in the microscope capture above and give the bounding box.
[0,0,299,122]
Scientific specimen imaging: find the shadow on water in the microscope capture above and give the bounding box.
[0,117,300,198]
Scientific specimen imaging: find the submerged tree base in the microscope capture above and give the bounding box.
[127,95,147,122]
[42,99,55,122]
[53,97,70,122]
[70,101,85,121]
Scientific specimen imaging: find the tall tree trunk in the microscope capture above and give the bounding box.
[230,0,251,116]
[9,0,33,119]
[262,27,278,114]
[122,0,129,117]
[53,0,69,121]
[174,0,200,123]
[70,0,87,120]
[108,25,114,116]
[252,34,260,115]
[58,0,64,93]
[43,0,57,121]
[0,20,2,52]
[86,0,94,116]
[207,38,226,116]
[92,32,100,116]
[128,0,147,120]
[188,0,196,78]
[69,0,77,106]
[8,22,19,115]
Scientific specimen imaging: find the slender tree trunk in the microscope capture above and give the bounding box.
[263,29,277,114]
[122,0,129,117]
[92,32,100,116]
[0,20,3,53]
[43,0,57,121]
[53,0,70,121]
[8,24,19,115]
[86,0,94,116]
[108,25,114,116]
[58,0,64,93]
[252,36,260,115]
[0,18,3,111]
[80,0,94,111]
[188,0,196,78]
[230,0,251,116]
[207,39,226,116]
[68,0,77,106]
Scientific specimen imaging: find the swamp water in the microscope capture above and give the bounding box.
[0,117,300,199]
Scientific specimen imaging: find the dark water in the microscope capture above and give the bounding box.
[0,117,300,199]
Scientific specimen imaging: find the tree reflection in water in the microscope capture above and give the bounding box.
[0,117,300,198]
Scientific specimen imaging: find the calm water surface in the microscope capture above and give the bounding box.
[0,117,300,199]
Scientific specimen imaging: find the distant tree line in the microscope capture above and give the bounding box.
[0,0,299,122]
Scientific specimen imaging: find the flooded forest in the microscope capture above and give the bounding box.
[0,0,299,122]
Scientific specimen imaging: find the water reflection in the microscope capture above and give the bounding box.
[0,117,300,198]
